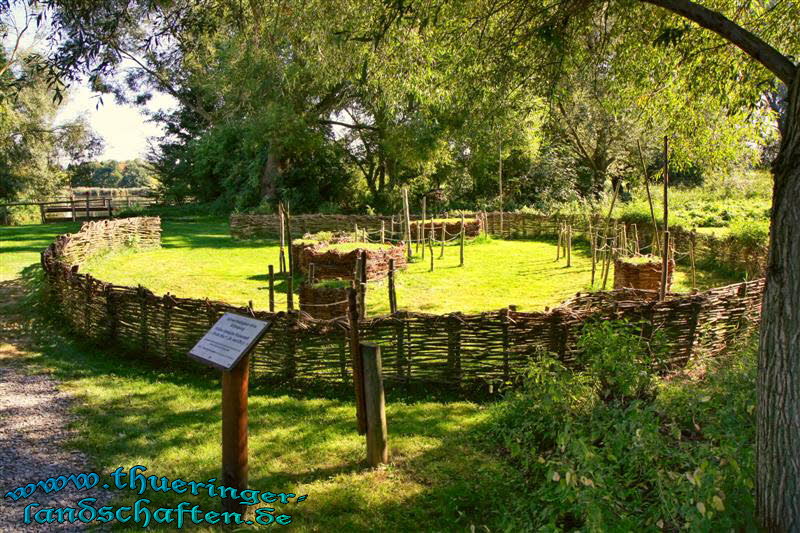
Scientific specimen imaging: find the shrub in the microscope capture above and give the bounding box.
[577,320,667,404]
[480,330,758,531]
[728,218,770,247]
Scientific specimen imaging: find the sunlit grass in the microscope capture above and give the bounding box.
[78,220,740,316]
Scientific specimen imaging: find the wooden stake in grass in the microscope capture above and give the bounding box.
[428,235,434,272]
[637,140,661,254]
[590,229,597,286]
[439,222,445,259]
[278,205,286,274]
[690,230,697,290]
[459,214,465,267]
[268,264,275,312]
[287,273,294,311]
[421,196,426,247]
[347,288,367,435]
[556,224,563,261]
[380,221,385,243]
[402,188,412,261]
[388,259,397,313]
[359,251,368,319]
[632,224,640,255]
[660,136,670,301]
[361,342,389,467]
[566,224,572,267]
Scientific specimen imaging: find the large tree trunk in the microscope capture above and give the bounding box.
[757,70,800,531]
[260,150,285,201]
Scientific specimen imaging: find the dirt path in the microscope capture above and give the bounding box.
[0,279,104,531]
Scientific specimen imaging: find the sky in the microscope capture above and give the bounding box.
[4,4,178,162]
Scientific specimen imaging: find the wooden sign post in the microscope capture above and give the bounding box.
[188,312,271,515]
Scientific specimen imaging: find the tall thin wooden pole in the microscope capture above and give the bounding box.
[590,230,597,285]
[459,214,465,267]
[388,259,397,313]
[660,136,670,301]
[428,233,434,272]
[359,251,368,319]
[690,230,697,290]
[268,265,275,312]
[498,141,504,236]
[361,343,389,467]
[566,225,572,267]
[279,205,286,274]
[637,141,661,254]
[403,188,412,261]
[439,222,445,259]
[347,289,367,435]
[380,221,385,243]
[221,354,249,515]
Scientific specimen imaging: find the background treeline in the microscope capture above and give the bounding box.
[67,159,157,189]
[1,0,780,219]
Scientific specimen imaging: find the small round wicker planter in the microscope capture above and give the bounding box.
[613,256,675,292]
[294,242,407,281]
[299,283,349,320]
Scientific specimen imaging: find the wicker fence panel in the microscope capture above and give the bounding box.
[41,217,765,388]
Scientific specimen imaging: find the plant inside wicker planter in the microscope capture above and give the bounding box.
[613,255,675,292]
[291,232,407,281]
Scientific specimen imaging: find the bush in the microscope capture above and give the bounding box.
[577,320,667,404]
[728,218,770,247]
[480,324,758,531]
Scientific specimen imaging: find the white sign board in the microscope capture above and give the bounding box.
[189,313,270,371]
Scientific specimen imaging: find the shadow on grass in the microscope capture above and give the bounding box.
[6,267,528,531]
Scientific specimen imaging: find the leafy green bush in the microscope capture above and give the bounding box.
[728,218,770,247]
[481,325,758,531]
[577,320,667,403]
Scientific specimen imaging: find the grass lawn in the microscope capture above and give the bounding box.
[2,273,527,532]
[0,217,758,531]
[0,221,80,281]
[78,219,740,316]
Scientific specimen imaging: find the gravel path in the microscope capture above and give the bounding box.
[0,279,104,531]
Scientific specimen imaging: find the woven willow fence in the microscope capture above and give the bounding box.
[231,212,767,278]
[42,217,764,386]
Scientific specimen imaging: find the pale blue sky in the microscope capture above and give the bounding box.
[4,4,177,162]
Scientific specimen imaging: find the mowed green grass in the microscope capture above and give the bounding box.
[0,221,80,280]
[81,219,738,316]
[4,273,527,532]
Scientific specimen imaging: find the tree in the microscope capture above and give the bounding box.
[372,0,797,527]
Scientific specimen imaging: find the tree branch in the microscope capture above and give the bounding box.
[640,0,797,85]
[319,119,379,131]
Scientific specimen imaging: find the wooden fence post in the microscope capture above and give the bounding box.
[381,220,385,243]
[690,230,697,291]
[287,274,294,311]
[71,194,76,221]
[439,223,445,259]
[347,288,367,435]
[268,265,275,312]
[221,352,249,516]
[361,342,389,467]
[359,252,368,319]
[566,224,572,267]
[428,235,434,272]
[279,206,286,274]
[388,259,397,314]
[459,214,465,267]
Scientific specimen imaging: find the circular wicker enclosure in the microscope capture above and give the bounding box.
[613,256,675,292]
[298,243,407,281]
[409,217,482,238]
[299,283,349,320]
